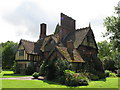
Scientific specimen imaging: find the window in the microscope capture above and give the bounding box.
[19,50,24,56]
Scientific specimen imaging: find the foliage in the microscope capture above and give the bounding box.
[105,70,111,77]
[25,64,34,75]
[39,61,47,76]
[105,70,116,77]
[1,41,18,69]
[116,69,120,77]
[103,5,120,52]
[32,72,39,79]
[39,59,71,81]
[109,72,116,77]
[97,41,120,70]
[54,59,71,77]
[2,71,31,78]
[88,73,99,81]
[64,70,88,86]
[2,77,119,88]
[13,62,20,74]
[103,16,120,51]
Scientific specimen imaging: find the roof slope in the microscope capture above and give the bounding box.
[63,27,90,48]
[56,46,85,62]
[20,39,42,55]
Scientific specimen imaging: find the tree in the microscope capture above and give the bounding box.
[103,6,120,51]
[2,41,18,69]
[97,41,120,71]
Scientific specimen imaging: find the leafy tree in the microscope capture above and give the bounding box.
[2,41,18,69]
[97,41,120,71]
[103,6,120,51]
[103,5,120,71]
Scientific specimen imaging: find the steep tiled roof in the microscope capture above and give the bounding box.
[20,39,42,55]
[40,34,60,52]
[63,27,90,48]
[56,46,71,61]
[56,46,85,63]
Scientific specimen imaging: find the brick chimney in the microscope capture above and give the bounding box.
[66,40,74,50]
[40,23,46,39]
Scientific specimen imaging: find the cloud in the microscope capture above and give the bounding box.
[3,1,58,40]
[1,0,119,43]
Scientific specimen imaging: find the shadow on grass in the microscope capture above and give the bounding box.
[3,74,26,76]
[90,78,106,82]
[3,73,31,77]
[42,79,60,85]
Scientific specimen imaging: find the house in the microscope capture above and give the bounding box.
[15,13,104,76]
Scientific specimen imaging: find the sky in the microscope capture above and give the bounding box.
[0,0,119,43]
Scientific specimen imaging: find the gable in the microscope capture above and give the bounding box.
[18,44,24,50]
[40,36,57,52]
[82,30,98,49]
[63,27,90,48]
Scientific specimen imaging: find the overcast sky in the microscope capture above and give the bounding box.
[0,0,119,43]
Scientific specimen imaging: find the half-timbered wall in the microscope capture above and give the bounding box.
[15,44,41,61]
[15,44,28,60]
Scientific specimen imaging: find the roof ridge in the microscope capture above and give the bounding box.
[21,39,35,43]
[76,26,90,31]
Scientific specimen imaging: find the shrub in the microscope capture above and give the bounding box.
[88,73,99,81]
[26,64,34,75]
[32,72,39,79]
[13,62,20,74]
[105,70,116,77]
[116,69,120,77]
[116,73,120,77]
[105,70,111,77]
[40,59,71,81]
[109,72,116,77]
[64,70,88,86]
[20,69,26,75]
[39,61,47,76]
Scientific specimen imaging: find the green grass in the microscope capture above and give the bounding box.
[2,77,119,88]
[1,71,31,78]
[1,71,119,88]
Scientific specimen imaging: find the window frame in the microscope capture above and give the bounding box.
[18,50,24,56]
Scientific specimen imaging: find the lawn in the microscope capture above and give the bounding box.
[1,71,31,78]
[2,77,119,88]
[1,71,119,88]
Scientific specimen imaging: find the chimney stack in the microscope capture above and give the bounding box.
[40,23,46,39]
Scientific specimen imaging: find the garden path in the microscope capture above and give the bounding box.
[0,76,44,80]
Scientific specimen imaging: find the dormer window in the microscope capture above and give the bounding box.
[19,50,24,56]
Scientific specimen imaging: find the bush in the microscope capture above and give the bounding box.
[116,69,120,77]
[13,62,20,74]
[64,70,88,86]
[39,61,47,76]
[20,69,26,75]
[32,72,39,79]
[40,59,71,81]
[105,70,116,77]
[109,72,116,77]
[26,64,34,75]
[88,73,99,81]
[105,70,111,77]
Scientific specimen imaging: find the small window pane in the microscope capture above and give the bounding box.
[19,50,24,56]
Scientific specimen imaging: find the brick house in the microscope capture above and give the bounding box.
[15,13,104,76]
